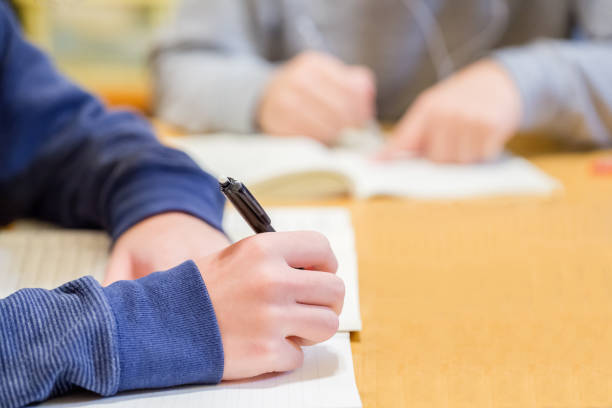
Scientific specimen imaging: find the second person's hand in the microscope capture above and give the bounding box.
[257,51,376,145]
[380,59,522,163]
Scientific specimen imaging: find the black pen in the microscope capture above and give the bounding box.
[219,176,275,233]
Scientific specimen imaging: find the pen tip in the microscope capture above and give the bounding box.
[218,175,229,184]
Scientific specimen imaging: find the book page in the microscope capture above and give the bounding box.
[171,134,560,200]
[336,152,561,199]
[0,208,361,332]
[41,333,361,408]
[170,135,349,187]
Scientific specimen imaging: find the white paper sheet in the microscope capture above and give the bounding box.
[38,333,360,408]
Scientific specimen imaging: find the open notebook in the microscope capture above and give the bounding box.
[0,207,361,332]
[170,134,561,200]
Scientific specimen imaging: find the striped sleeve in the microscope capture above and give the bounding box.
[0,276,120,408]
[0,262,224,408]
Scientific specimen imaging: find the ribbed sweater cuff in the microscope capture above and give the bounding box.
[103,261,224,391]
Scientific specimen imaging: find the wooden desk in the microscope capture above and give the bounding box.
[254,139,612,407]
[344,143,612,407]
[157,122,612,407]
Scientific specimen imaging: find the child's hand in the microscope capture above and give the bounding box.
[381,59,522,163]
[196,231,344,380]
[104,212,229,285]
[257,51,376,145]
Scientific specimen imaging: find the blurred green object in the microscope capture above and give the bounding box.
[14,0,176,111]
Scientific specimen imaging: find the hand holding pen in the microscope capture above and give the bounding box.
[174,176,346,380]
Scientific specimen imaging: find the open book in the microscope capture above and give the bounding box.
[171,134,561,200]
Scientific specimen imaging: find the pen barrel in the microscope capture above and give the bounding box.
[258,224,276,233]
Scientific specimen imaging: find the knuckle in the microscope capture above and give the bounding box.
[257,306,286,338]
[260,339,281,362]
[331,276,346,301]
[321,311,340,335]
[281,273,300,292]
[261,304,280,321]
[247,234,275,258]
[329,253,339,273]
[306,231,337,267]
[309,230,332,249]
[258,271,284,300]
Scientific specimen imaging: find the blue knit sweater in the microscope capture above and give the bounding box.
[0,3,225,407]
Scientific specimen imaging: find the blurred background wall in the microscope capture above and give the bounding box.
[12,0,178,112]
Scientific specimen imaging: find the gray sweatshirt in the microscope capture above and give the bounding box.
[152,0,612,145]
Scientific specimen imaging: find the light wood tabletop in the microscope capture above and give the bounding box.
[334,139,612,407]
[156,122,612,407]
[259,136,612,407]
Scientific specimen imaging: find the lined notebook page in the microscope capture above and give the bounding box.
[42,333,361,408]
[0,229,109,298]
[0,208,361,331]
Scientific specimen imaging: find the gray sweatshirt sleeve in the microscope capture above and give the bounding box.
[151,0,278,133]
[493,0,612,145]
